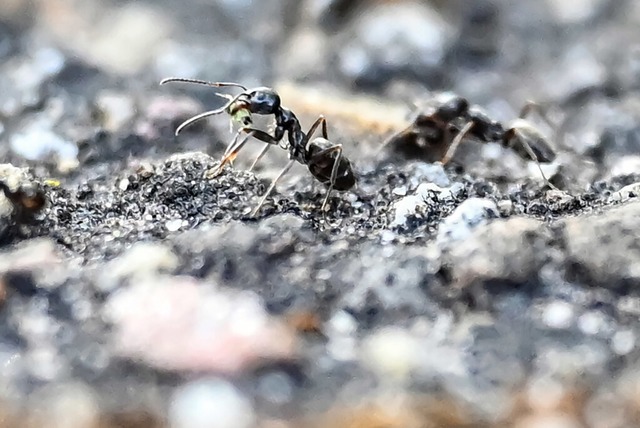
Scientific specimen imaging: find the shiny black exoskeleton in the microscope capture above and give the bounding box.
[160,77,356,215]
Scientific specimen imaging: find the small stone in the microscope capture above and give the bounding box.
[542,301,575,329]
[611,182,640,202]
[498,199,514,216]
[445,217,551,287]
[563,202,640,287]
[362,327,421,384]
[118,178,130,191]
[611,330,635,355]
[30,383,100,428]
[392,186,407,196]
[165,218,183,232]
[98,242,179,291]
[389,182,442,227]
[436,197,499,246]
[94,90,136,132]
[105,278,296,373]
[10,117,78,161]
[169,379,255,428]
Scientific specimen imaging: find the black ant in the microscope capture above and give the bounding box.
[384,92,558,185]
[159,78,356,216]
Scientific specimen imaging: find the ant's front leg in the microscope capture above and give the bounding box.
[206,128,280,178]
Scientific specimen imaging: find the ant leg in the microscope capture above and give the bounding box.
[237,127,282,171]
[252,159,296,217]
[441,121,474,165]
[506,130,559,190]
[249,144,271,172]
[302,115,329,148]
[308,143,344,211]
[519,100,556,130]
[205,132,255,178]
[376,123,414,157]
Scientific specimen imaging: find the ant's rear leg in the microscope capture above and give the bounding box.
[307,143,345,211]
[441,121,475,165]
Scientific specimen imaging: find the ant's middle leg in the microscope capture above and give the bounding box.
[308,143,344,211]
[302,115,328,147]
[251,158,296,217]
[238,127,282,172]
[441,121,475,165]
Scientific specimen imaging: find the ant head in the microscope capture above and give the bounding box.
[434,93,469,122]
[245,88,281,115]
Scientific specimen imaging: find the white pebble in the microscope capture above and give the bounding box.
[612,330,635,355]
[542,301,574,329]
[169,379,255,428]
[165,219,183,232]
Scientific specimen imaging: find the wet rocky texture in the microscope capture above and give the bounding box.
[2,0,640,427]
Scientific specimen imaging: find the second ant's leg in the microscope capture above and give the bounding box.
[251,159,296,217]
[519,100,556,130]
[441,121,474,165]
[511,133,559,191]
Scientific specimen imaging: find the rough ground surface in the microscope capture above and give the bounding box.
[2,0,640,427]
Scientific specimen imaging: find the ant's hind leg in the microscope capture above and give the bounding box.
[309,143,344,211]
[441,121,474,165]
[252,159,296,217]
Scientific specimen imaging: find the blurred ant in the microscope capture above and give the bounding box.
[384,92,558,185]
[0,180,46,223]
[160,78,356,216]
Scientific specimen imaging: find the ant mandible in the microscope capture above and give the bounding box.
[159,78,356,216]
[384,92,558,186]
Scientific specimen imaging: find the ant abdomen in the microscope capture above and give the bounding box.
[504,119,557,163]
[307,138,356,191]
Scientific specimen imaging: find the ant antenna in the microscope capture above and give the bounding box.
[159,77,248,91]
[173,92,249,135]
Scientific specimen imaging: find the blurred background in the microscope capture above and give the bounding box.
[3,1,640,427]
